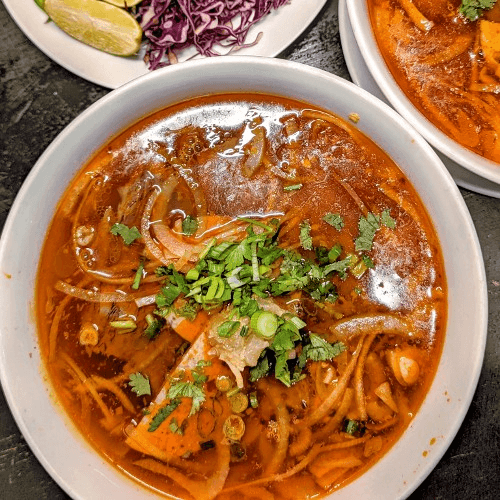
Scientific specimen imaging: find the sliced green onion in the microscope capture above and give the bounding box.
[110,319,137,330]
[228,392,249,413]
[251,242,260,282]
[328,243,342,262]
[284,183,303,191]
[237,217,274,232]
[226,387,241,398]
[215,375,233,392]
[223,415,245,441]
[249,391,259,408]
[185,268,199,281]
[132,260,145,290]
[218,321,240,338]
[250,311,278,339]
[351,260,368,279]
[198,238,217,261]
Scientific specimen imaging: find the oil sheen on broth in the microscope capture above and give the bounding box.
[36,94,447,499]
[368,0,500,163]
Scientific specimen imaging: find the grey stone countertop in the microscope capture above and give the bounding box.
[0,1,499,499]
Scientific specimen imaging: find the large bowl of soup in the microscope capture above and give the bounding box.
[347,0,500,187]
[0,57,487,500]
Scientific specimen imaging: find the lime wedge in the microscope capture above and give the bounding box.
[44,0,142,57]
[102,0,143,7]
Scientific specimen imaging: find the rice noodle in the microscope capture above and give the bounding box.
[329,314,415,341]
[307,336,365,426]
[61,353,115,426]
[221,444,323,493]
[141,189,177,265]
[264,401,290,476]
[134,442,230,500]
[354,334,378,422]
[91,375,136,414]
[396,0,433,31]
[313,387,354,441]
[55,280,133,303]
[154,223,204,259]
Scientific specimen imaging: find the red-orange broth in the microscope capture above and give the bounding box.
[36,94,447,499]
[369,0,500,163]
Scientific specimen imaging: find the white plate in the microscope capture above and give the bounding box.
[339,0,500,198]
[2,0,327,89]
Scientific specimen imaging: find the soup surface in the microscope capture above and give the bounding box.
[369,0,500,163]
[37,94,447,499]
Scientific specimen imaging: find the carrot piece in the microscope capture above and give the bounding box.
[173,310,209,343]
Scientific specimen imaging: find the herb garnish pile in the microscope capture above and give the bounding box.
[124,210,395,398]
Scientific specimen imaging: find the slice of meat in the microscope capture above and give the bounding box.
[125,332,233,461]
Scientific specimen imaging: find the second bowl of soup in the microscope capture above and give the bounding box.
[348,0,500,187]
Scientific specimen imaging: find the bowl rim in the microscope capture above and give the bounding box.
[0,56,488,500]
[346,0,500,187]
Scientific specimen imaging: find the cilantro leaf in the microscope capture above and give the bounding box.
[303,334,346,361]
[167,381,205,416]
[128,372,151,396]
[355,213,380,252]
[380,209,396,229]
[323,213,344,230]
[148,400,181,432]
[218,320,240,338]
[459,0,496,21]
[173,303,198,321]
[249,355,270,382]
[274,352,292,387]
[143,317,163,339]
[299,220,313,250]
[110,223,141,245]
[182,215,199,236]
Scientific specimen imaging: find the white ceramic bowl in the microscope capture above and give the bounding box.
[347,1,500,187]
[0,57,487,500]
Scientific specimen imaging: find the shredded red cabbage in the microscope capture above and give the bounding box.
[134,0,290,70]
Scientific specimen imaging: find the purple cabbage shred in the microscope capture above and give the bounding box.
[133,0,290,70]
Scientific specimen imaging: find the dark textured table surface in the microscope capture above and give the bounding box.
[1,1,499,499]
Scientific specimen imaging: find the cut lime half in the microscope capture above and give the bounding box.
[44,0,142,57]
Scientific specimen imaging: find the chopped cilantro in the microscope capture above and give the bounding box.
[110,223,141,245]
[274,351,292,387]
[169,418,184,435]
[355,213,380,252]
[128,372,151,396]
[459,0,496,21]
[362,255,374,268]
[380,209,396,229]
[148,399,181,432]
[167,381,205,416]
[249,355,270,382]
[323,213,344,230]
[303,334,346,361]
[144,315,163,339]
[299,220,313,250]
[218,320,241,338]
[173,303,198,321]
[182,215,199,235]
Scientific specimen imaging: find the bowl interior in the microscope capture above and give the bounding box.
[346,1,500,187]
[0,57,487,500]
